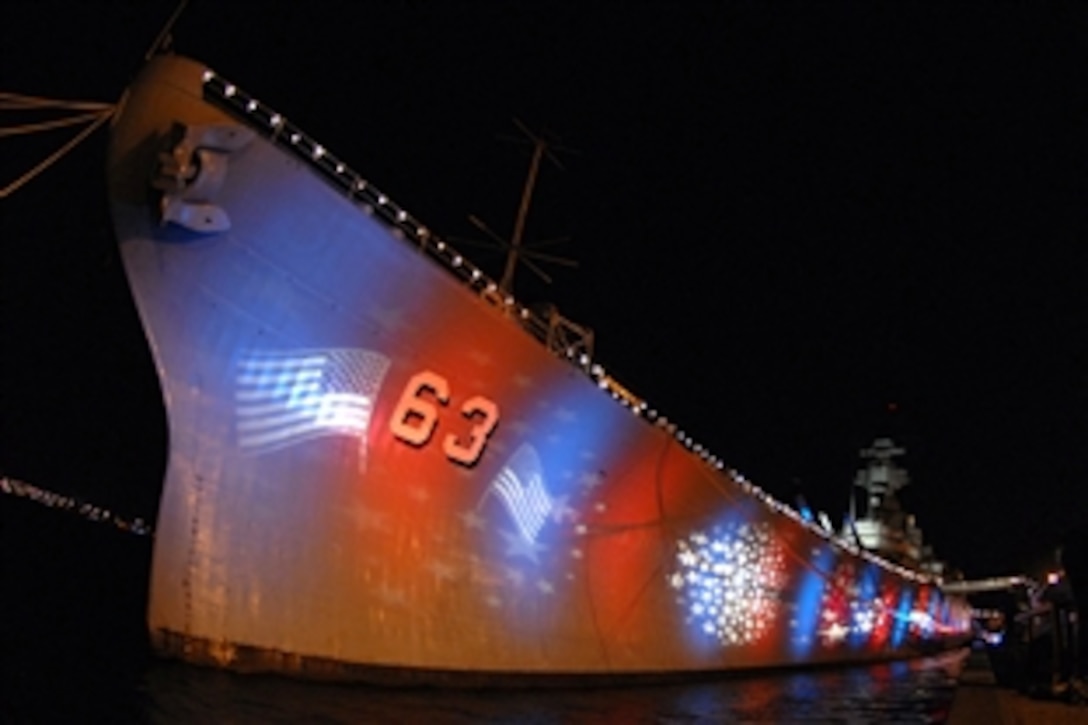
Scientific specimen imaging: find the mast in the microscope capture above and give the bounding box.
[501,132,546,295]
[144,0,190,59]
[463,119,575,299]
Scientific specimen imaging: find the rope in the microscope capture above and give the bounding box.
[0,91,113,111]
[0,108,112,199]
[0,110,112,137]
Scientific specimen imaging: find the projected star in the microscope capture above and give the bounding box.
[554,406,576,422]
[507,419,532,435]
[505,568,526,587]
[500,527,547,562]
[370,305,407,332]
[549,494,578,523]
[460,509,487,530]
[466,349,493,367]
[579,470,604,490]
[870,586,897,647]
[377,583,407,606]
[818,561,856,646]
[668,521,786,646]
[349,505,390,533]
[427,560,457,582]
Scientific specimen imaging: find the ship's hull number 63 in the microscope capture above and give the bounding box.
[389,370,499,466]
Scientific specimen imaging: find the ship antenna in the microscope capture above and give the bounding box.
[455,119,578,297]
[144,0,190,60]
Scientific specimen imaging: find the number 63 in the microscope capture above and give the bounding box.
[389,370,500,466]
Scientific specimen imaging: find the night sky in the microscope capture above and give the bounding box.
[2,2,1084,579]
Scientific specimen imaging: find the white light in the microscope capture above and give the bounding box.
[336,163,345,174]
[246,99,258,112]
[312,145,325,159]
[486,282,497,293]
[504,296,514,305]
[471,269,482,281]
[452,255,463,267]
[270,114,283,127]
[579,354,590,366]
[355,179,367,191]
[290,132,301,144]
[417,227,428,238]
[202,69,214,82]
[436,240,446,251]
[396,210,407,222]
[225,84,237,97]
[377,194,388,205]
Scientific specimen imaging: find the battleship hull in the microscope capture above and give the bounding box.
[106,55,969,682]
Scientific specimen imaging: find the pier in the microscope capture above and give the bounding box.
[950,648,1087,724]
[949,567,1087,723]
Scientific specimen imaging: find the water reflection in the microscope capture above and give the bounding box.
[138,650,966,723]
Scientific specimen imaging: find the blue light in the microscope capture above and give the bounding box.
[891,589,913,648]
[849,564,880,649]
[790,546,836,658]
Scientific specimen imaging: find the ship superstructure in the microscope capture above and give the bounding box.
[845,439,945,577]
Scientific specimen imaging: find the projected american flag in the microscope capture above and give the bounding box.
[235,348,391,464]
[485,443,552,543]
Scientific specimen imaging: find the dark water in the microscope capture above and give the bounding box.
[1,496,966,723]
[10,648,967,723]
[135,652,965,723]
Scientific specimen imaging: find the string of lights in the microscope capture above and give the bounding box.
[200,67,939,587]
[200,72,765,489]
[0,475,153,536]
